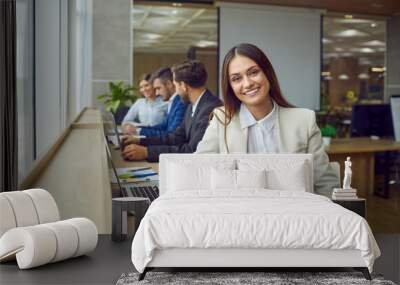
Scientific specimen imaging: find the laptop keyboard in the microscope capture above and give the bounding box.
[122,185,159,202]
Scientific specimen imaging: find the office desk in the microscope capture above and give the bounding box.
[110,144,158,171]
[109,144,158,197]
[326,138,400,197]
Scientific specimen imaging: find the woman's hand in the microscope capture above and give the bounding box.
[121,123,137,135]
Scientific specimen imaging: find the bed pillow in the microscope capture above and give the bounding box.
[238,159,310,192]
[167,160,235,192]
[266,163,308,191]
[211,168,267,191]
[211,168,236,190]
[236,169,267,189]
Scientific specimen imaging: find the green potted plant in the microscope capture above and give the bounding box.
[320,124,337,147]
[97,81,138,124]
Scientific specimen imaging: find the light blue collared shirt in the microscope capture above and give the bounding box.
[122,96,168,127]
[239,101,279,153]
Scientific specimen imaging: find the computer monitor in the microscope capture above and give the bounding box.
[351,104,394,138]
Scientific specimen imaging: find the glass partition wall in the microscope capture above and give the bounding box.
[132,2,218,96]
[320,14,386,138]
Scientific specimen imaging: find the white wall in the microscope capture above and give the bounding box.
[92,0,132,108]
[219,3,322,110]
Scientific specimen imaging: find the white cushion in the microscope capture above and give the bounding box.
[0,196,17,237]
[211,169,267,191]
[0,192,39,227]
[24,189,59,223]
[266,163,308,191]
[0,218,97,269]
[211,168,236,190]
[236,169,267,189]
[0,226,57,269]
[167,160,235,192]
[0,189,98,269]
[65,218,98,257]
[42,221,79,262]
[238,159,311,192]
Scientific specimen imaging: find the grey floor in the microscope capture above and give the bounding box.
[1,234,399,285]
[0,235,134,285]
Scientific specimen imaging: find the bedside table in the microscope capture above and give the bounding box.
[332,198,366,218]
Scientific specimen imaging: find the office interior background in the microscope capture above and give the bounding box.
[2,0,400,232]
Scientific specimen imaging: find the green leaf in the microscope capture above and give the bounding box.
[110,100,121,113]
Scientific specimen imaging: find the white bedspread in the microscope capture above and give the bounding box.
[131,190,380,273]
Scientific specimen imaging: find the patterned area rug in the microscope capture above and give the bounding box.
[116,271,396,285]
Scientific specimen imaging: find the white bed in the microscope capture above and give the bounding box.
[131,154,380,280]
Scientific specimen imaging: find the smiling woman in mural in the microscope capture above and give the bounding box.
[196,43,339,196]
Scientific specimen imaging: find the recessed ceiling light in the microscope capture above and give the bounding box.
[322,38,333,44]
[371,22,377,28]
[344,15,353,19]
[172,3,182,7]
[334,47,344,52]
[335,18,372,24]
[141,33,163,40]
[196,40,217,48]
[351,47,375,53]
[358,73,370,79]
[372,67,385,72]
[342,52,354,57]
[361,40,385,47]
[332,29,369,37]
[338,74,349,80]
[323,53,339,59]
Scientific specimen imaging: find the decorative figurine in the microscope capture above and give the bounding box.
[332,156,358,200]
[343,157,352,190]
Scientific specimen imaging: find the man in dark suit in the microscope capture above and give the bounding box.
[122,60,222,162]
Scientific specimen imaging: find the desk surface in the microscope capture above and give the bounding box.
[110,144,159,172]
[326,137,400,154]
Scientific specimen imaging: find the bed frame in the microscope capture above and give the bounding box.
[137,154,372,281]
[139,248,371,280]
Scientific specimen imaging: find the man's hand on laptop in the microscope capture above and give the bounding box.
[122,135,140,145]
[121,123,137,135]
[122,144,148,161]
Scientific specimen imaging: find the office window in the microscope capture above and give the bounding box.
[16,0,35,183]
[320,14,386,137]
[132,2,218,96]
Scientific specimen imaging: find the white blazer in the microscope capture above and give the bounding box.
[196,105,339,196]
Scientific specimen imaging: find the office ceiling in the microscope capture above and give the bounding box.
[133,3,386,69]
[322,16,386,67]
[217,0,400,16]
[133,5,218,53]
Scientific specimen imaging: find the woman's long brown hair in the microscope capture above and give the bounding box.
[220,43,293,125]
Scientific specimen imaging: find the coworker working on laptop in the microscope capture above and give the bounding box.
[122,67,188,137]
[121,60,222,162]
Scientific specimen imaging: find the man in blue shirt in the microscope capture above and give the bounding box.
[138,67,188,138]
[122,61,222,162]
